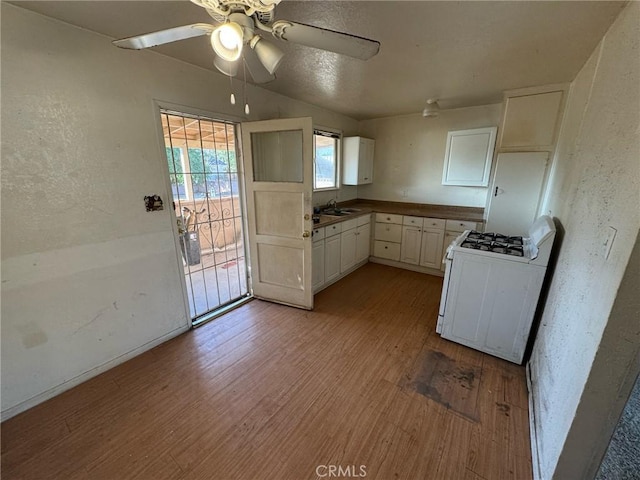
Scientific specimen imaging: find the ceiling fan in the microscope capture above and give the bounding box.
[113,0,381,84]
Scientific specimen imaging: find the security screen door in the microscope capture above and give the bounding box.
[241,117,313,310]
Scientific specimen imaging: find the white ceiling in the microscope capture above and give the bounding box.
[11,0,627,120]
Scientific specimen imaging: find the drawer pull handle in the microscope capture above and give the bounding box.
[384,246,388,249]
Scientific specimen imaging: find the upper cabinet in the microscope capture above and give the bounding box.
[343,136,374,185]
[499,87,565,149]
[442,127,497,187]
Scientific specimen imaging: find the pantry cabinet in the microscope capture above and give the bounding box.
[342,137,374,185]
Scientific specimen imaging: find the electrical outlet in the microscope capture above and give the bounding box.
[603,226,617,259]
[402,189,408,198]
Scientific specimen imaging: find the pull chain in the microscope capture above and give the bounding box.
[243,58,250,115]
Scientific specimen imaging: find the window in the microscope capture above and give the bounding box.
[313,129,341,190]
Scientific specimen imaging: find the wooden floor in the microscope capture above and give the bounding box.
[1,264,532,480]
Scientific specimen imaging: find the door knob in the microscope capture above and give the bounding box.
[302,231,310,238]
[304,214,310,220]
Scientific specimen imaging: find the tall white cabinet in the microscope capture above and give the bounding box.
[486,84,568,234]
[342,137,374,185]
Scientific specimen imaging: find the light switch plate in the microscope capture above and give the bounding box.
[603,226,617,259]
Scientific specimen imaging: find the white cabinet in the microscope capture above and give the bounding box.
[324,233,341,284]
[355,222,371,264]
[312,239,325,292]
[442,127,497,187]
[314,214,371,293]
[400,217,446,269]
[500,89,565,149]
[420,228,445,269]
[400,225,422,265]
[342,137,374,185]
[340,227,358,273]
[372,213,403,261]
[341,216,371,273]
[486,152,549,236]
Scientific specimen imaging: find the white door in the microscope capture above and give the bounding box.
[241,117,313,309]
[486,152,548,235]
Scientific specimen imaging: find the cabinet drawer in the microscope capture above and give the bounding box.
[423,218,446,230]
[356,214,371,227]
[445,219,477,232]
[312,227,325,242]
[325,223,342,237]
[341,218,358,232]
[403,216,424,227]
[374,223,402,243]
[375,213,403,225]
[374,240,401,261]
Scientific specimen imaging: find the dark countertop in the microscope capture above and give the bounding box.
[313,199,485,228]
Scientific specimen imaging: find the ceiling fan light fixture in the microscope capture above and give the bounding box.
[423,98,440,118]
[211,22,244,61]
[213,55,239,76]
[250,36,284,75]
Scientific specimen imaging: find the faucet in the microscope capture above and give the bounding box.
[327,198,337,209]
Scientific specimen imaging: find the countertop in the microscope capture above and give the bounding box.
[313,199,485,228]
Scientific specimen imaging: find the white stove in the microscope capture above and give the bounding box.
[437,216,556,364]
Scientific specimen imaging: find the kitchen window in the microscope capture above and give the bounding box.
[313,129,341,191]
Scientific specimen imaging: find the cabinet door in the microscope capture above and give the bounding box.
[419,228,445,269]
[324,234,341,283]
[355,222,371,263]
[358,138,374,184]
[486,152,548,236]
[312,240,325,291]
[400,226,422,265]
[442,127,496,186]
[500,90,563,148]
[340,228,358,273]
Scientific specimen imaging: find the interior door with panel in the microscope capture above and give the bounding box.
[241,117,313,309]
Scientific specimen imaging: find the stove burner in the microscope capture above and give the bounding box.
[507,236,524,246]
[507,246,524,257]
[460,232,526,257]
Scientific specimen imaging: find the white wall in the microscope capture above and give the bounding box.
[357,104,501,207]
[528,2,640,479]
[0,4,359,419]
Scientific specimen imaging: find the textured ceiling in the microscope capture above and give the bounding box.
[11,0,627,120]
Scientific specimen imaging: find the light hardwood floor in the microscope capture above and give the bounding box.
[1,263,532,480]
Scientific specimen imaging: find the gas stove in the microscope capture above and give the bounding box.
[460,231,525,257]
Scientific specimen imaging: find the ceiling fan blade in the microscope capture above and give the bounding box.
[113,23,215,49]
[243,48,276,84]
[271,20,380,60]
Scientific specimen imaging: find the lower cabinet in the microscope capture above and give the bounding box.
[312,239,325,292]
[324,233,342,284]
[420,228,445,269]
[313,214,372,294]
[400,221,445,269]
[355,222,371,263]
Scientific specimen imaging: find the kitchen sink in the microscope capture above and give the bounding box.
[320,207,361,216]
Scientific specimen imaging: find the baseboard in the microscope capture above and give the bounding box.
[369,257,445,277]
[527,362,543,480]
[1,324,190,422]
